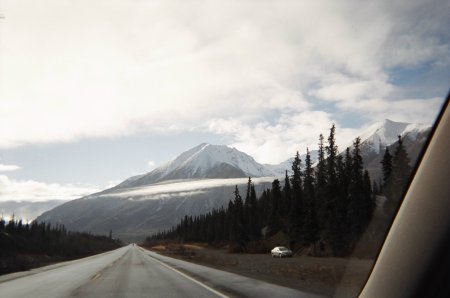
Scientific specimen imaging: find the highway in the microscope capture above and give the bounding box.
[0,245,319,298]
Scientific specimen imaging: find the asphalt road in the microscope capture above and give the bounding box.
[0,245,320,298]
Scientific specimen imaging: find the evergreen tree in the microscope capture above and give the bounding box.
[229,186,246,247]
[243,177,252,237]
[324,124,345,255]
[303,148,319,246]
[281,170,292,218]
[384,136,412,215]
[347,137,365,241]
[315,134,327,229]
[335,151,350,252]
[289,152,303,245]
[226,200,234,242]
[267,179,282,236]
[258,189,271,230]
[245,180,260,241]
[381,147,393,186]
[363,169,375,222]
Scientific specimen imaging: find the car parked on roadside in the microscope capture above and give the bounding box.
[271,246,292,258]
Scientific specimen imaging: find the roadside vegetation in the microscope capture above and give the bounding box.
[0,219,122,275]
[147,124,412,258]
[141,242,373,297]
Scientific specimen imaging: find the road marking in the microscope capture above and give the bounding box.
[91,273,101,281]
[143,251,229,298]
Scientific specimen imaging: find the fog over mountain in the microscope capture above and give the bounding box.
[35,119,431,241]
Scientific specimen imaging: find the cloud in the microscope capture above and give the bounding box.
[0,200,64,222]
[204,112,362,164]
[0,163,21,172]
[105,177,276,199]
[147,160,156,170]
[0,0,447,164]
[0,175,100,203]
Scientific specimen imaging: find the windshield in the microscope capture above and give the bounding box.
[0,1,448,297]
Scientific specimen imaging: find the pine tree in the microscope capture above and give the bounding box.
[324,124,345,255]
[303,148,319,247]
[316,134,327,229]
[226,200,234,242]
[347,137,365,242]
[335,151,350,252]
[381,147,393,186]
[259,189,271,230]
[229,186,246,247]
[281,170,292,218]
[289,152,303,245]
[268,179,282,236]
[384,136,412,215]
[244,179,260,241]
[244,177,252,237]
[363,169,374,223]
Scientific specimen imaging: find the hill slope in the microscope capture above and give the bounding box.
[36,120,431,242]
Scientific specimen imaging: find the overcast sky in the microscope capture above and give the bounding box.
[0,0,449,203]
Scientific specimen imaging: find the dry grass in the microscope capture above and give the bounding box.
[145,242,374,297]
[183,244,204,250]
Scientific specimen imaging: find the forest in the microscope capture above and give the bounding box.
[0,219,122,274]
[148,124,412,257]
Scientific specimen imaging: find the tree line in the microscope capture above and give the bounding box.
[148,125,412,257]
[0,217,122,274]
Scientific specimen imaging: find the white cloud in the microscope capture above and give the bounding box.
[204,112,361,164]
[0,163,21,172]
[104,177,276,200]
[147,160,156,170]
[0,200,64,222]
[0,175,100,202]
[0,0,447,164]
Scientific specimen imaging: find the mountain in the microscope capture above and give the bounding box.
[353,119,431,182]
[356,119,430,155]
[114,143,282,189]
[37,144,282,242]
[36,120,431,242]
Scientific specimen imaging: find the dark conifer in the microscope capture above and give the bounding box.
[267,179,282,236]
[381,147,393,186]
[289,152,303,245]
[303,148,319,247]
[229,186,246,247]
[315,134,327,229]
[384,136,412,215]
[281,170,292,218]
[324,124,345,255]
[348,137,365,241]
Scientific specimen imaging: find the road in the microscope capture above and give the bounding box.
[0,245,320,298]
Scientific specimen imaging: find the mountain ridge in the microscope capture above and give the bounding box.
[36,119,432,241]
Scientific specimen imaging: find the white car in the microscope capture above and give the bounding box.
[271,246,292,258]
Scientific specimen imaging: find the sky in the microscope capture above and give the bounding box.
[0,0,449,205]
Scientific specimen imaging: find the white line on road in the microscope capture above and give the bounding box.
[141,248,229,298]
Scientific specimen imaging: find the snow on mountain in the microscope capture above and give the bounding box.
[356,119,430,154]
[37,119,431,241]
[161,143,274,177]
[116,143,282,189]
[105,120,432,191]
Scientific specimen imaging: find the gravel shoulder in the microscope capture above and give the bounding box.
[142,243,375,297]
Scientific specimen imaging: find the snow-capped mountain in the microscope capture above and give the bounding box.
[36,119,431,242]
[37,143,283,241]
[355,119,431,182]
[116,143,281,189]
[357,119,430,154]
